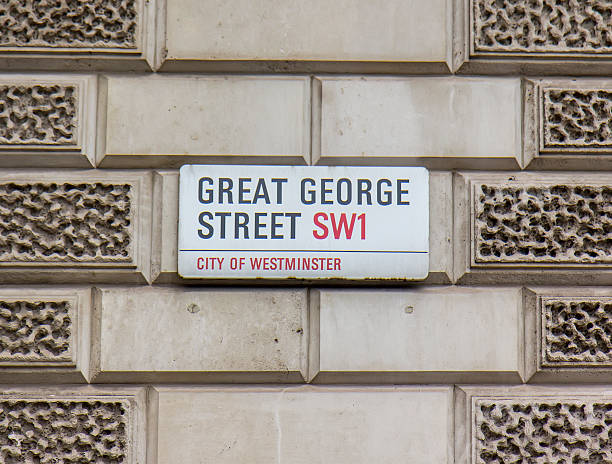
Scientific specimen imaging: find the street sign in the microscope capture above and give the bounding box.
[178,165,429,280]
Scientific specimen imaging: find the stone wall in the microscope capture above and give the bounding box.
[1,1,611,463]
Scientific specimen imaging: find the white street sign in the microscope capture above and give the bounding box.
[178,165,429,280]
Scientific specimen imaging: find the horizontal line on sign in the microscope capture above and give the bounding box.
[180,249,427,254]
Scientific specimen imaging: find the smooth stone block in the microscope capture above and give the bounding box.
[98,75,310,167]
[150,170,453,284]
[159,0,451,73]
[154,386,453,464]
[310,287,524,383]
[91,287,308,382]
[315,77,522,169]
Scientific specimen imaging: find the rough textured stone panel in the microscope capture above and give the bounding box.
[474,398,612,463]
[0,300,72,363]
[543,88,612,149]
[474,183,612,263]
[0,0,138,49]
[0,182,132,263]
[542,297,612,365]
[0,84,77,145]
[0,398,130,463]
[473,0,612,54]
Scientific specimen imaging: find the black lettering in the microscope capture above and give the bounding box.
[357,179,372,205]
[254,213,267,239]
[219,178,233,204]
[215,212,231,239]
[301,178,316,205]
[285,212,301,239]
[321,178,333,205]
[337,178,352,205]
[271,213,284,239]
[235,213,249,239]
[397,179,410,205]
[238,178,251,204]
[377,179,392,206]
[271,178,288,204]
[198,177,213,204]
[197,212,213,239]
[253,179,271,204]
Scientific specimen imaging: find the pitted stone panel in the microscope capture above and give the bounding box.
[0,397,131,463]
[0,84,77,145]
[542,297,612,366]
[474,183,612,264]
[543,88,612,149]
[474,398,612,463]
[0,0,138,49]
[473,0,612,54]
[0,300,73,363]
[0,182,132,263]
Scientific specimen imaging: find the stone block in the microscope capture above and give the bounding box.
[523,79,612,169]
[456,0,612,74]
[314,77,522,169]
[91,287,308,382]
[0,0,155,71]
[0,170,152,284]
[158,0,452,73]
[0,287,91,383]
[0,386,146,464]
[98,75,310,168]
[523,287,612,383]
[454,172,612,285]
[309,287,525,383]
[456,385,612,464]
[151,170,452,284]
[153,386,453,464]
[0,75,96,167]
